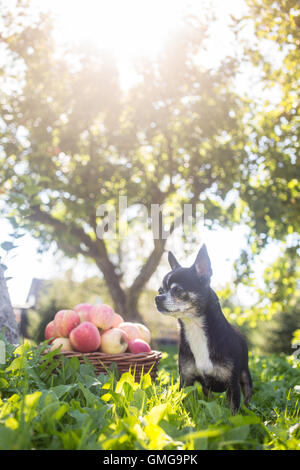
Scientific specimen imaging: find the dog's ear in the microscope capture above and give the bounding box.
[193,244,212,278]
[168,251,181,270]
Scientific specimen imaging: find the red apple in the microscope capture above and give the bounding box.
[73,303,93,323]
[54,309,81,337]
[50,337,73,352]
[112,313,124,328]
[89,304,114,330]
[118,322,141,341]
[100,328,129,354]
[134,323,151,344]
[69,321,101,353]
[128,338,151,354]
[44,320,58,342]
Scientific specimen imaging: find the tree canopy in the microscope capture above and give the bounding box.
[238,0,300,245]
[0,1,248,319]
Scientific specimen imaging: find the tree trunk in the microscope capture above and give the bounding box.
[0,263,19,344]
[94,257,132,318]
[124,294,143,323]
[99,274,143,323]
[94,261,154,324]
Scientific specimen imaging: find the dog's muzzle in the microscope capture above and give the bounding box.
[155,294,169,313]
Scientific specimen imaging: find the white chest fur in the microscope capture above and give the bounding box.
[182,317,214,376]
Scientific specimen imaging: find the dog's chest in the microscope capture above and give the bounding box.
[182,317,214,375]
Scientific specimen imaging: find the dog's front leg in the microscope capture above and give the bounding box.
[179,372,196,390]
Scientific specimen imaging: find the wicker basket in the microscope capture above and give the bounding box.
[49,350,162,381]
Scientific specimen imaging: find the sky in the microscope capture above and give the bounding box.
[0,0,283,306]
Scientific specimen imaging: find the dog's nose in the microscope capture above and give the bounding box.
[155,294,165,307]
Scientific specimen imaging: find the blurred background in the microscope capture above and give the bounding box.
[0,0,299,352]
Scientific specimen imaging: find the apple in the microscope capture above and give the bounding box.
[44,320,58,342]
[73,303,93,323]
[50,337,73,352]
[112,313,124,328]
[118,322,141,341]
[69,321,101,353]
[128,338,151,354]
[134,323,151,344]
[100,328,129,354]
[89,304,114,330]
[54,309,81,337]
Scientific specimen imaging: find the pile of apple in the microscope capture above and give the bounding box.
[44,303,152,355]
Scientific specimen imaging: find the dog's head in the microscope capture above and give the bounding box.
[155,244,212,319]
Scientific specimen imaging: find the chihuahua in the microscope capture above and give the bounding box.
[155,244,252,413]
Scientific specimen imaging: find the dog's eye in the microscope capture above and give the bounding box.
[171,285,184,296]
[158,287,164,294]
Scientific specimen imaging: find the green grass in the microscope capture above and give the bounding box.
[0,338,299,450]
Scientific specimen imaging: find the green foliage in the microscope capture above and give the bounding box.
[239,0,300,244]
[0,337,299,450]
[0,223,25,278]
[248,246,300,338]
[219,245,300,342]
[253,308,300,354]
[292,329,300,346]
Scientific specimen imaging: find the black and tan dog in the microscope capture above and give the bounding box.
[155,244,253,413]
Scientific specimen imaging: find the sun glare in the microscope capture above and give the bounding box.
[45,0,184,58]
[40,0,249,88]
